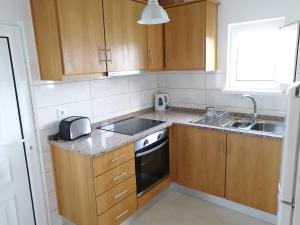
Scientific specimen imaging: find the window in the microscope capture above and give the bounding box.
[226,18,298,92]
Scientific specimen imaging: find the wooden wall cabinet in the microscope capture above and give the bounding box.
[148,25,164,70]
[164,1,218,71]
[55,0,107,76]
[226,133,282,214]
[172,125,227,197]
[30,0,148,80]
[103,0,148,72]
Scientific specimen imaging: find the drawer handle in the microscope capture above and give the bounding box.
[111,154,126,163]
[114,189,128,199]
[114,210,129,221]
[113,172,127,181]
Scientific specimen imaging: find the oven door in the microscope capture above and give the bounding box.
[135,137,169,196]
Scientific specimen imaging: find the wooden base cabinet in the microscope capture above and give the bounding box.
[172,125,227,197]
[226,133,282,214]
[51,144,137,225]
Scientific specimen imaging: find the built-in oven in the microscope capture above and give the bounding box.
[135,128,169,196]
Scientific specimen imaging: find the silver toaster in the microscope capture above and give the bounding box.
[58,116,91,141]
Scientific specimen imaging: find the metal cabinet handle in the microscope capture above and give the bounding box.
[114,210,129,221]
[114,189,128,199]
[113,172,127,181]
[219,138,226,155]
[111,154,126,163]
[107,47,112,64]
[227,139,231,156]
[165,47,168,63]
[98,48,106,63]
[149,48,153,65]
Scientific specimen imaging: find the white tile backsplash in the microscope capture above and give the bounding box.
[90,77,129,98]
[31,81,90,108]
[130,89,156,108]
[48,191,58,212]
[45,171,55,192]
[205,73,226,90]
[129,74,158,91]
[42,151,53,173]
[158,72,288,117]
[167,89,206,106]
[35,100,92,130]
[166,73,206,89]
[37,128,58,153]
[158,73,167,88]
[92,94,131,118]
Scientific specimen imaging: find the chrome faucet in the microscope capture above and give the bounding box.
[242,94,257,122]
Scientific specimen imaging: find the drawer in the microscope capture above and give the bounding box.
[94,159,135,195]
[98,193,137,225]
[93,144,134,177]
[96,176,136,215]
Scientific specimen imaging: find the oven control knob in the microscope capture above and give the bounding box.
[143,140,149,147]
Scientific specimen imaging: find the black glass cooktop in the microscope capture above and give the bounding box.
[98,117,165,136]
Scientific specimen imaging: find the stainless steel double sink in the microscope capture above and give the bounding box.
[228,120,284,134]
[191,112,284,135]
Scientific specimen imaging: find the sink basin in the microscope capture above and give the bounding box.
[229,121,252,129]
[250,122,284,135]
[191,112,233,127]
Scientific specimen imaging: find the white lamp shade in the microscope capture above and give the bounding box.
[138,0,170,25]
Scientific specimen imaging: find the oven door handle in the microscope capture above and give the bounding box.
[136,140,168,157]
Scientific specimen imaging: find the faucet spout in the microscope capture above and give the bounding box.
[242,94,257,121]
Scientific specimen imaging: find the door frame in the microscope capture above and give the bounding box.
[0,23,49,225]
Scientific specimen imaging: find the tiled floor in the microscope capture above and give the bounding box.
[131,191,272,225]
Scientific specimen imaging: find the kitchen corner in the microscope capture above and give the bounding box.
[49,108,284,158]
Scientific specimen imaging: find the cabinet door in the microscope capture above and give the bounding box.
[56,0,107,75]
[148,25,164,70]
[103,0,148,72]
[30,0,64,80]
[226,133,282,214]
[165,2,205,70]
[173,125,226,197]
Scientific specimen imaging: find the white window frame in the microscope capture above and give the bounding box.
[225,18,286,92]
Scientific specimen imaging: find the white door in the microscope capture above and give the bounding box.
[0,37,35,225]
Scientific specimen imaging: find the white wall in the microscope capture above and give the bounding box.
[158,72,288,116]
[217,0,300,71]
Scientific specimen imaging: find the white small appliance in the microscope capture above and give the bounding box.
[155,94,169,111]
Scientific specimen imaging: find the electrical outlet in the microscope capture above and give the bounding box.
[56,109,66,119]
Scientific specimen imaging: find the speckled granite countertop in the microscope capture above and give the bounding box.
[49,109,284,158]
